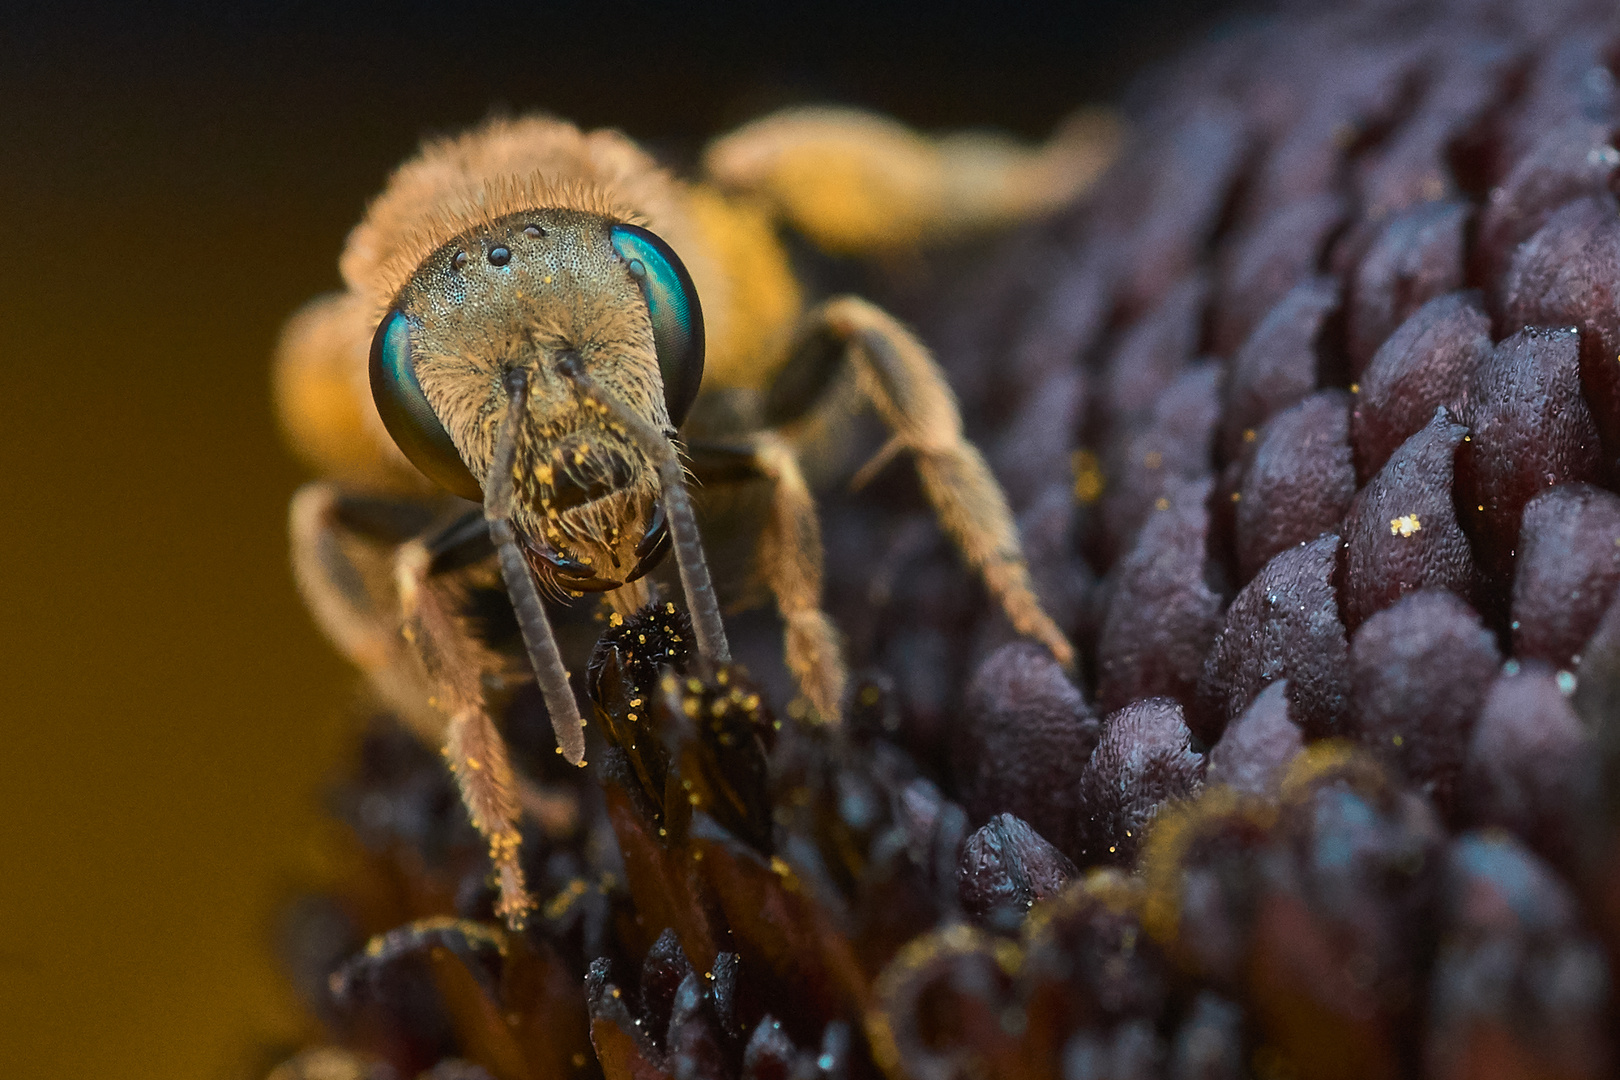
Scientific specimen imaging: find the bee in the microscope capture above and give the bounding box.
[275,105,1117,924]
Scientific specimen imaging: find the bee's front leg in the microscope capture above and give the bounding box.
[290,482,539,926]
[767,297,1076,672]
[393,536,534,927]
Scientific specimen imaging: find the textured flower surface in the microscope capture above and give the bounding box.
[273,1,1620,1077]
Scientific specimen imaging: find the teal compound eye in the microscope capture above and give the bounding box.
[369,308,484,501]
[610,223,706,428]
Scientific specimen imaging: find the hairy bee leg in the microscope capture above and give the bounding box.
[293,482,565,925]
[392,540,535,927]
[748,431,848,723]
[555,358,733,675]
[289,482,403,677]
[288,482,454,743]
[789,296,1076,669]
[701,105,1121,255]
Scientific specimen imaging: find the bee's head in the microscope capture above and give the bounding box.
[370,208,703,591]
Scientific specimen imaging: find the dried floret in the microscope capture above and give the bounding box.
[1500,198,1620,463]
[1000,247,1115,414]
[990,366,1087,512]
[1462,663,1599,872]
[1246,747,1445,1080]
[1092,274,1208,453]
[1342,408,1479,630]
[1138,788,1275,988]
[1512,483,1620,668]
[1219,277,1341,461]
[1425,832,1614,1080]
[1021,872,1169,1030]
[1078,698,1205,865]
[1212,193,1349,357]
[867,923,1021,1080]
[1353,39,1518,219]
[1456,325,1606,601]
[1196,535,1350,743]
[1098,362,1221,565]
[1494,33,1619,178]
[1062,1021,1165,1080]
[1233,390,1357,582]
[1205,680,1304,798]
[1243,39,1426,220]
[1096,478,1223,713]
[1475,119,1619,292]
[1347,590,1501,813]
[958,642,1098,857]
[957,813,1077,926]
[1101,101,1252,317]
[1346,199,1470,373]
[1168,992,1245,1080]
[1350,291,1490,481]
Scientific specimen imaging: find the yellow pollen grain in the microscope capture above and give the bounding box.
[1071,448,1104,504]
[1389,514,1422,538]
[1350,382,1360,394]
[1143,450,1163,469]
[1243,429,1256,443]
[1230,491,1241,503]
[609,612,623,627]
[1155,497,1170,511]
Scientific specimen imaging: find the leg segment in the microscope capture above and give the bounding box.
[700,105,1121,256]
[289,482,439,736]
[393,538,533,926]
[290,481,542,927]
[779,296,1076,669]
[749,431,848,723]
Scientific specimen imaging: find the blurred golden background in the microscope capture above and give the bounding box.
[0,2,1224,1075]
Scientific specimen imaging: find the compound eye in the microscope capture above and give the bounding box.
[610,223,705,428]
[368,309,484,501]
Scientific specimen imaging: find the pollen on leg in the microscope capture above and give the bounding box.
[446,705,533,927]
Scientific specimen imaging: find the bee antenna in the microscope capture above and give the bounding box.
[486,368,588,766]
[555,357,732,676]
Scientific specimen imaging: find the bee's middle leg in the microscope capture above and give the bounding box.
[689,435,849,723]
[767,296,1075,670]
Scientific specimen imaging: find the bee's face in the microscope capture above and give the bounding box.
[371,208,704,590]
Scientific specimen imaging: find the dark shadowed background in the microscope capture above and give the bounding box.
[0,2,1231,1075]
